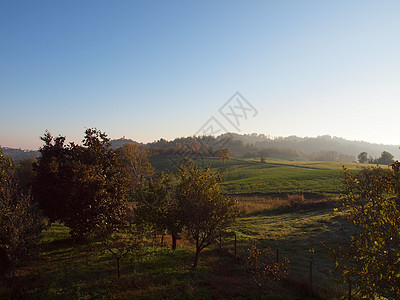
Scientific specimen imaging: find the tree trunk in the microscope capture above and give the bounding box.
[117,257,120,279]
[11,264,15,289]
[193,244,200,268]
[172,234,177,250]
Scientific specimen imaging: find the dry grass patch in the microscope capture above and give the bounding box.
[235,194,338,215]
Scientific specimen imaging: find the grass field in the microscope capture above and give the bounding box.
[150,156,372,195]
[3,204,354,299]
[232,207,355,297]
[1,223,288,299]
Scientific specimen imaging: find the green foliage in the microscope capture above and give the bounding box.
[0,187,44,282]
[0,154,44,284]
[378,150,395,165]
[357,151,368,163]
[135,162,237,257]
[94,222,146,279]
[335,164,400,298]
[134,173,183,249]
[370,150,395,165]
[33,129,129,240]
[176,162,237,267]
[146,133,387,161]
[14,157,36,193]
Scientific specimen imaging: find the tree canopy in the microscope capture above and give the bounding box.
[0,151,43,285]
[33,129,129,239]
[357,151,368,163]
[336,163,400,298]
[176,162,237,267]
[134,173,183,250]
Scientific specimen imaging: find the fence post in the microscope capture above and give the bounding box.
[309,260,313,295]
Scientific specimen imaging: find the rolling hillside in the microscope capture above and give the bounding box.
[149,156,372,195]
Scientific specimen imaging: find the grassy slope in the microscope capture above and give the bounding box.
[150,156,372,195]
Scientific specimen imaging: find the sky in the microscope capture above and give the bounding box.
[1,0,399,149]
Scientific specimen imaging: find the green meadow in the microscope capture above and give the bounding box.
[6,208,353,299]
[150,156,371,195]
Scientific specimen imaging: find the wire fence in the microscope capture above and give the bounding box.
[217,231,351,299]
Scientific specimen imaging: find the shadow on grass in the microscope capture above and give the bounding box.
[40,237,76,253]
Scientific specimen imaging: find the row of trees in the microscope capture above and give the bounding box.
[357,151,394,165]
[135,163,236,266]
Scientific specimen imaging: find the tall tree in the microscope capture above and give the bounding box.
[217,148,230,165]
[115,143,153,197]
[95,221,145,279]
[176,162,237,267]
[376,151,394,165]
[357,152,368,163]
[33,129,129,240]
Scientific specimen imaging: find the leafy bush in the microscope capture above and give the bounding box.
[243,241,289,291]
[334,163,400,298]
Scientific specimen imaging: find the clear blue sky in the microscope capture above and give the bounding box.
[1,0,399,149]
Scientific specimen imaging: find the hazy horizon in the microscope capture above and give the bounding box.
[1,132,399,152]
[1,1,399,149]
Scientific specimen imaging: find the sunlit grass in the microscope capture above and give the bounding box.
[149,156,375,195]
[221,159,373,195]
[228,206,355,298]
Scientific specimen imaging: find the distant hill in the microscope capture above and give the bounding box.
[3,133,398,162]
[136,133,400,162]
[0,147,39,161]
[221,133,400,160]
[110,138,137,149]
